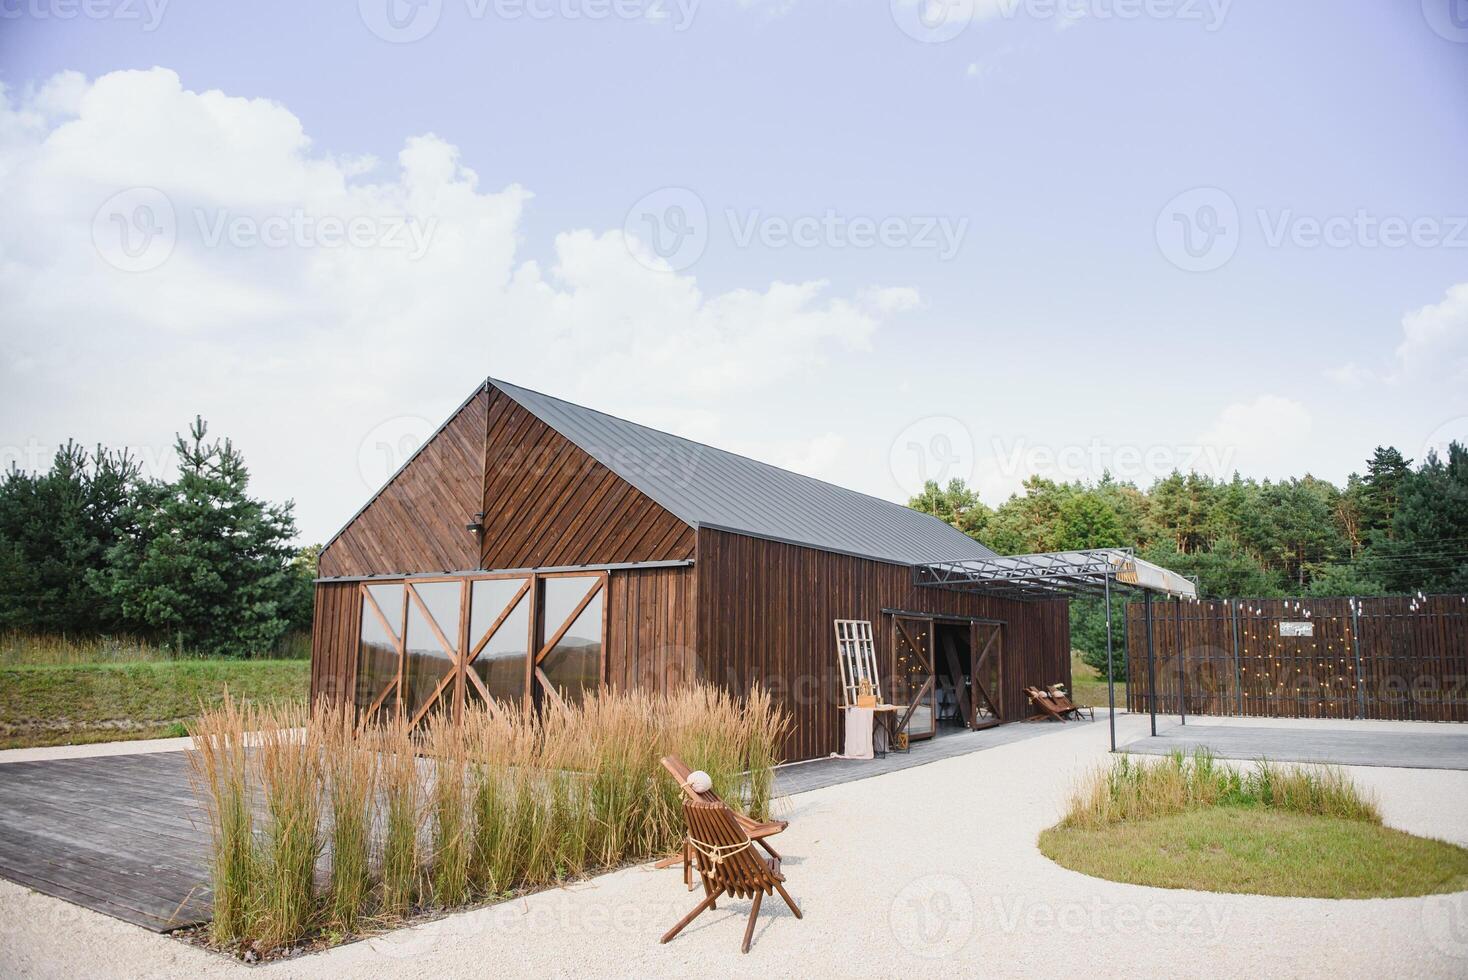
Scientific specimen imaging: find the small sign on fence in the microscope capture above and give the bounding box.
[1280,621,1314,637]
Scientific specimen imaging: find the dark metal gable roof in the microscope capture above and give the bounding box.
[489,378,997,567]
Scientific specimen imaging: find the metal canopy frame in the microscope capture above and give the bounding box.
[912,548,1198,753]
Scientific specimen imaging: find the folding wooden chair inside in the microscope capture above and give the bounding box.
[661,800,802,954]
[658,755,788,888]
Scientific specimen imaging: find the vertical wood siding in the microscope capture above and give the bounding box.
[693,528,1070,763]
[479,385,695,569]
[318,388,491,578]
[310,581,362,707]
[605,565,699,692]
[1126,595,1468,722]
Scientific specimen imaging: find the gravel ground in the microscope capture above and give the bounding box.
[2,713,1466,979]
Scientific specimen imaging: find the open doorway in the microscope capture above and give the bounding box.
[933,622,971,733]
[933,619,1004,733]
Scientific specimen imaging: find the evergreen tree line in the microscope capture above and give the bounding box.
[910,443,1468,677]
[0,418,317,657]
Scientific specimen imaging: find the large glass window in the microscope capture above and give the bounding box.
[467,578,531,709]
[355,583,404,717]
[403,581,461,721]
[350,572,607,723]
[538,577,603,706]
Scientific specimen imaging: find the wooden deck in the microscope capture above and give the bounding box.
[0,751,212,931]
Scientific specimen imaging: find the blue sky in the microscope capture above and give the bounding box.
[1,1,1465,545]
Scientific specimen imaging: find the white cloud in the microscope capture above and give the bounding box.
[1325,362,1374,387]
[1395,282,1468,384]
[1198,395,1312,478]
[0,68,918,543]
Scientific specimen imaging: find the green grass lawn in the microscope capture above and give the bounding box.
[0,660,309,749]
[1040,806,1468,899]
[1069,651,1123,709]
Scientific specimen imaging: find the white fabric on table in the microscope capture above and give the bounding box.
[832,706,874,760]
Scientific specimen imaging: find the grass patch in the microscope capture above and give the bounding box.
[0,659,308,749]
[1,631,310,666]
[1039,748,1468,899]
[1069,651,1122,709]
[1040,808,1468,899]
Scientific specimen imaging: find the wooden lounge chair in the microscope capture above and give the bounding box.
[1024,685,1089,722]
[1046,684,1094,721]
[1024,685,1071,722]
[661,799,802,954]
[658,755,788,888]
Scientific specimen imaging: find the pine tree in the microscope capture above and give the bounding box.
[1359,446,1412,541]
[0,443,139,633]
[101,418,300,656]
[1370,443,1468,593]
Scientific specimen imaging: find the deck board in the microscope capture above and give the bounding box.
[0,751,212,931]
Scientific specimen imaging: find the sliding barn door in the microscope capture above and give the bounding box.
[891,616,937,741]
[970,622,1004,726]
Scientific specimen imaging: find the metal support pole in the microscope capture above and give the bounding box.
[1105,573,1116,753]
[1176,597,1186,726]
[1145,591,1157,737]
[1350,596,1365,720]
[1230,600,1243,716]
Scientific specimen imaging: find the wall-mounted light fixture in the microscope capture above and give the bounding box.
[466,512,486,535]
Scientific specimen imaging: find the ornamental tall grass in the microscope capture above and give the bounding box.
[188,682,788,955]
[376,714,421,919]
[321,704,374,932]
[186,694,254,943]
[1062,748,1382,830]
[252,703,322,952]
[425,712,472,908]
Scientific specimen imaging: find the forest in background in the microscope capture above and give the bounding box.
[0,419,316,658]
[910,442,1468,677]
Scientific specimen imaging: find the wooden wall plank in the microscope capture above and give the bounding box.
[605,565,698,692]
[319,388,490,578]
[479,386,696,570]
[693,528,1070,763]
[1126,595,1468,722]
[310,580,361,708]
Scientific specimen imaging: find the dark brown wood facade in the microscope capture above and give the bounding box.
[693,529,1070,761]
[319,388,488,578]
[1125,595,1468,723]
[312,381,1073,762]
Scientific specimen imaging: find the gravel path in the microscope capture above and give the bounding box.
[2,714,1466,979]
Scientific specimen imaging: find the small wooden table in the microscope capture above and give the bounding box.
[842,703,904,757]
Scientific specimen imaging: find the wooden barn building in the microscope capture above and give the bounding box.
[310,378,1073,762]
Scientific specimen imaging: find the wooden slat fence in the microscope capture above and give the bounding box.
[1125,594,1468,722]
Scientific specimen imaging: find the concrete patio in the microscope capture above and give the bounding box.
[1119,718,1468,770]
